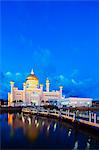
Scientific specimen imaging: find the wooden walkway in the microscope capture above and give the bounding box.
[22,108,99,129]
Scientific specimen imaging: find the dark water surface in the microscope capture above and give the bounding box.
[1,113,99,149]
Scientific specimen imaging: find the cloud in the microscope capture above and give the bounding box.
[0,72,25,99]
[5,72,12,76]
[59,75,65,81]
[15,72,21,76]
[1,69,99,100]
[70,69,79,79]
[71,79,77,84]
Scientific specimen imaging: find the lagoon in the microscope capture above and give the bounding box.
[1,113,99,149]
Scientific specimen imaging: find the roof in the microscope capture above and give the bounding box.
[26,69,38,81]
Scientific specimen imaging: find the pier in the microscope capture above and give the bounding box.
[22,107,99,129]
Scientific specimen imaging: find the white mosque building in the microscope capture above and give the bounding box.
[8,69,63,106]
[8,69,92,107]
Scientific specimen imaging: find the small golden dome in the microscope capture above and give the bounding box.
[23,82,26,86]
[10,81,14,85]
[46,78,49,83]
[60,86,63,89]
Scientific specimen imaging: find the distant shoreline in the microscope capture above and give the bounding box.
[0,106,99,113]
[0,106,22,113]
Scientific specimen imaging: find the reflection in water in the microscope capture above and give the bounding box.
[68,129,72,137]
[73,141,78,150]
[1,113,99,149]
[53,123,57,132]
[42,121,44,126]
[8,114,14,137]
[8,114,13,126]
[47,125,50,132]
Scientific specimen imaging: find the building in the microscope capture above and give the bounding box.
[8,69,63,106]
[48,98,70,108]
[48,97,92,108]
[66,97,92,107]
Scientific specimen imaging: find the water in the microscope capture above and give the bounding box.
[1,113,99,149]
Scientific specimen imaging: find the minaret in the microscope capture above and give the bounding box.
[23,82,26,102]
[59,86,63,98]
[46,78,50,92]
[10,81,14,102]
[40,84,43,92]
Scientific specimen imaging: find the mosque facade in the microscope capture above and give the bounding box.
[8,69,63,106]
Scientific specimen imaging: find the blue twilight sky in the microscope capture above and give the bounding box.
[1,1,99,99]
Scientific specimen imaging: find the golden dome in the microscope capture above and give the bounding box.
[26,74,38,81]
[26,69,38,81]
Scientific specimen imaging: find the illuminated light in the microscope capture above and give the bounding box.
[87,102,90,104]
[53,123,57,132]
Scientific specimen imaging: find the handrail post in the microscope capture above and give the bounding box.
[48,108,50,115]
[94,113,96,123]
[89,112,91,122]
[66,110,67,116]
[28,117,31,125]
[73,112,76,121]
[59,111,61,118]
[22,116,25,123]
[68,110,69,116]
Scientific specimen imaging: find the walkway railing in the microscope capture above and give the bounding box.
[22,107,99,128]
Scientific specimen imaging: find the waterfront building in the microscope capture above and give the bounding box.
[8,69,63,106]
[66,97,92,107]
[8,69,92,107]
[48,97,92,108]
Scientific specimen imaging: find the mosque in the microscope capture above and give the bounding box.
[8,69,92,107]
[8,69,63,106]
